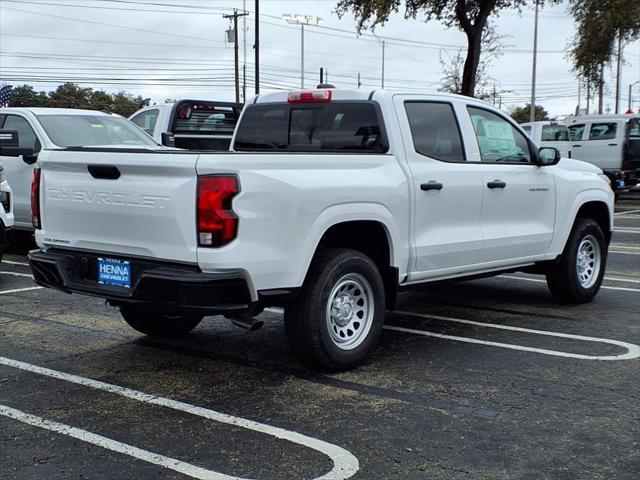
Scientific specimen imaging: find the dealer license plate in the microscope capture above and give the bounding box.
[98,258,131,288]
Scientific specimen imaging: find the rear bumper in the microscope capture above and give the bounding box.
[28,249,252,313]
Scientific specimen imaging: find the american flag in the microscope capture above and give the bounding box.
[0,85,13,108]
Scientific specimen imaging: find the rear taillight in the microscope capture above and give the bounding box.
[287,90,332,103]
[197,175,239,247]
[31,167,41,229]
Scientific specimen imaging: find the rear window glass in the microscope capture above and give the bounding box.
[405,102,465,162]
[542,124,569,141]
[628,119,640,138]
[172,103,239,135]
[233,102,387,152]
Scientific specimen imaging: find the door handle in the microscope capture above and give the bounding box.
[487,180,506,189]
[608,143,618,146]
[88,165,121,180]
[420,181,443,191]
[572,144,582,148]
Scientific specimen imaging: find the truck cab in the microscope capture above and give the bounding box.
[129,100,242,151]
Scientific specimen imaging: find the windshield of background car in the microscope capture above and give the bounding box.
[233,102,387,152]
[541,124,570,141]
[171,103,239,135]
[37,115,159,147]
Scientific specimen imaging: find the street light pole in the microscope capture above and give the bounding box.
[530,0,539,123]
[282,14,322,89]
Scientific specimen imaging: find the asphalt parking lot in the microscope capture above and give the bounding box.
[1,195,639,480]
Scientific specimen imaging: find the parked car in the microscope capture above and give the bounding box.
[129,100,242,150]
[0,107,164,232]
[565,114,640,192]
[520,121,572,158]
[26,89,613,370]
[0,160,14,265]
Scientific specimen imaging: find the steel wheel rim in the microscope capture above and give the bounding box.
[576,234,601,289]
[326,273,374,350]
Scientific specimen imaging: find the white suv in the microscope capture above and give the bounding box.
[0,162,14,265]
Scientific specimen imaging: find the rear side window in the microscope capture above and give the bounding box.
[131,109,159,136]
[234,102,387,152]
[542,124,569,141]
[568,124,585,141]
[589,122,617,140]
[172,103,239,135]
[405,102,464,162]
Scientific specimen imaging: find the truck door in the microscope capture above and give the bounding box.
[0,114,41,230]
[582,121,623,171]
[465,106,556,263]
[394,97,484,279]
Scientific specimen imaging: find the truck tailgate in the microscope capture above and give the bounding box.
[38,150,200,263]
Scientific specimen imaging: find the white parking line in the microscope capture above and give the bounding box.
[610,250,640,255]
[615,209,640,216]
[388,311,640,361]
[614,228,640,233]
[0,286,43,295]
[500,275,640,293]
[0,356,359,480]
[1,260,30,266]
[0,271,34,278]
[0,405,238,480]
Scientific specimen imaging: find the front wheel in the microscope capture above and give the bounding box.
[120,304,203,338]
[546,218,607,304]
[284,248,385,371]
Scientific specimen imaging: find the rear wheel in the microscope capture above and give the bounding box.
[120,304,203,337]
[284,248,385,371]
[546,218,607,304]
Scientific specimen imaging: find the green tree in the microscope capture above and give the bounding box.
[90,90,113,112]
[569,0,640,85]
[47,83,93,109]
[111,91,145,117]
[8,84,49,107]
[336,0,559,97]
[510,103,549,123]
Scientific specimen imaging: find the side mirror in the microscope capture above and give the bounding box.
[0,129,37,163]
[537,146,561,166]
[161,132,176,147]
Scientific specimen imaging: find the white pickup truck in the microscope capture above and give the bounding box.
[25,89,614,370]
[129,100,241,150]
[0,160,14,264]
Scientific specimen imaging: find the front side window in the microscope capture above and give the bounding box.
[589,122,617,140]
[131,109,159,136]
[37,115,159,148]
[467,107,531,163]
[542,124,569,141]
[405,102,465,162]
[568,124,585,141]
[2,115,41,152]
[234,102,387,152]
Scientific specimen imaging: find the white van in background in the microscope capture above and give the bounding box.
[565,114,640,192]
[520,121,573,158]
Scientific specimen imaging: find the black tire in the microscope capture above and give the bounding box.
[119,304,203,338]
[546,218,607,304]
[284,248,385,371]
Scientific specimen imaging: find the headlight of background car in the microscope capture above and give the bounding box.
[598,172,611,186]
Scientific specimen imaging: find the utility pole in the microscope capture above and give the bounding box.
[357,72,361,88]
[577,80,581,115]
[282,14,322,89]
[224,10,249,103]
[254,0,259,94]
[615,30,623,114]
[598,63,604,114]
[320,67,324,84]
[630,81,640,112]
[242,0,247,102]
[530,0,539,123]
[586,78,591,114]
[381,40,386,89]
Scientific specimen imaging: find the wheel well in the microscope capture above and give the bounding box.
[576,201,611,244]
[317,221,398,309]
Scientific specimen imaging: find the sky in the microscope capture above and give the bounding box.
[0,0,639,118]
